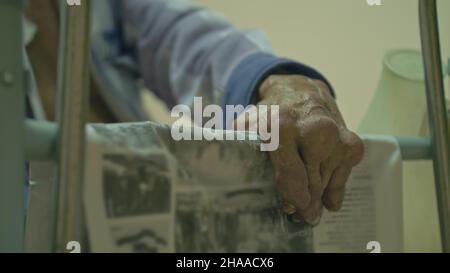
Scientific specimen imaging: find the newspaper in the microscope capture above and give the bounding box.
[84,122,312,253]
[84,122,403,253]
[313,135,403,253]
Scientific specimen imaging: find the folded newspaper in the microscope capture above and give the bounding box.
[84,122,403,253]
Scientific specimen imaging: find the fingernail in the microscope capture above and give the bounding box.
[283,203,297,215]
[305,205,323,226]
[289,214,305,224]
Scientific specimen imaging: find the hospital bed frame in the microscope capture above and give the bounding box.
[0,0,449,252]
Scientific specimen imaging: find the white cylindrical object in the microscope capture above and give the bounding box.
[358,49,443,252]
[358,49,428,136]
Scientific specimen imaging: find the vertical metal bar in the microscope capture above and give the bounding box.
[52,0,91,252]
[419,0,450,252]
[0,0,26,253]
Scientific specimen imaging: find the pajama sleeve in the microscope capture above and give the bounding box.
[115,0,333,127]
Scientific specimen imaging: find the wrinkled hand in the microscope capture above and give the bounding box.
[234,75,364,225]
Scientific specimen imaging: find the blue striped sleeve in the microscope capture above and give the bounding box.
[224,52,334,127]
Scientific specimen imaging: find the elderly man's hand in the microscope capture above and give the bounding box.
[235,75,364,225]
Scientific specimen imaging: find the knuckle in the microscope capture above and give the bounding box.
[278,107,298,124]
[301,116,339,139]
[299,116,340,158]
[340,131,364,166]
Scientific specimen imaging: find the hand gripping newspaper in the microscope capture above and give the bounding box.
[84,122,403,253]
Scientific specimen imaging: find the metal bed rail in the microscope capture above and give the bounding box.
[23,120,434,162]
[0,0,449,252]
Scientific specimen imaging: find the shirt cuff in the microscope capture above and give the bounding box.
[224,52,334,128]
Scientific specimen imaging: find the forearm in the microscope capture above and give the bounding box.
[117,0,272,107]
[117,0,333,129]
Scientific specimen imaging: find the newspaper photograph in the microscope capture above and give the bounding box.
[84,122,402,253]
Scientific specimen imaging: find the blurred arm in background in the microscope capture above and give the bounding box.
[111,0,363,225]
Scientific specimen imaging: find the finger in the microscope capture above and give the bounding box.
[298,116,340,162]
[295,117,340,224]
[295,202,324,226]
[320,141,346,185]
[300,162,324,225]
[340,130,365,167]
[320,162,336,193]
[322,130,363,211]
[323,165,352,211]
[270,144,311,211]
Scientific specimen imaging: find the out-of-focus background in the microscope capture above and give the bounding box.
[19,0,450,253]
[195,0,450,130]
[190,0,450,253]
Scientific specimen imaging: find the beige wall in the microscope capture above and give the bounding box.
[193,0,450,252]
[195,0,450,130]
